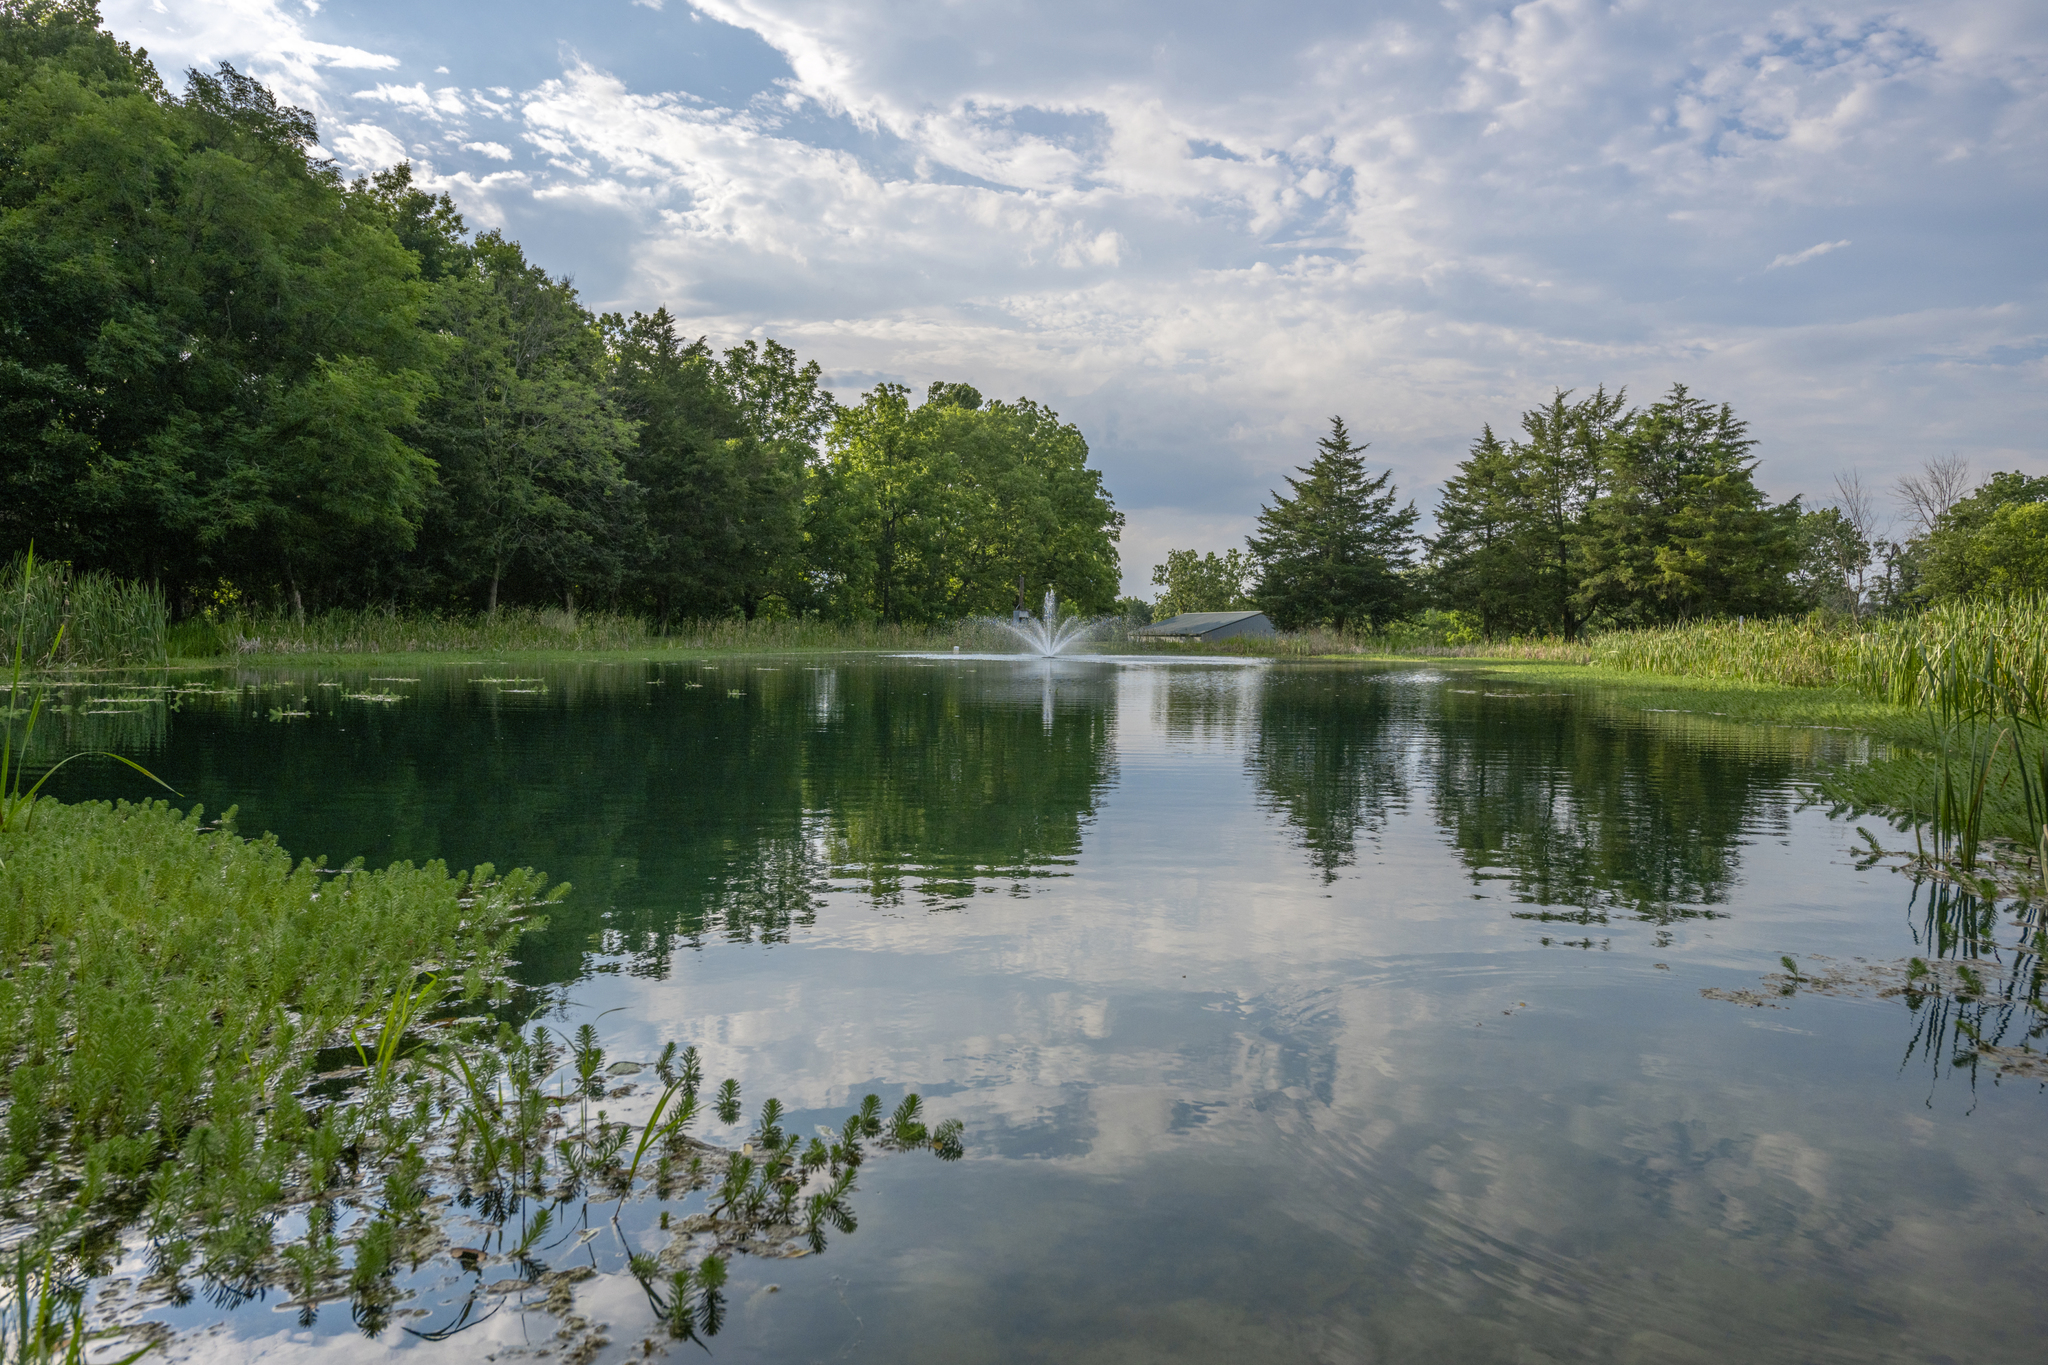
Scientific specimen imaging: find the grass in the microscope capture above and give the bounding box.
[2,555,167,671]
[174,607,1013,663]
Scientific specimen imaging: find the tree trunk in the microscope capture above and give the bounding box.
[488,564,501,614]
[564,587,575,628]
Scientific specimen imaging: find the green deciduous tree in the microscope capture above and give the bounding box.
[414,233,635,611]
[0,7,437,606]
[803,383,1120,623]
[1150,549,1254,615]
[1247,417,1418,630]
[1914,471,2048,601]
[605,309,800,620]
[1791,507,1870,616]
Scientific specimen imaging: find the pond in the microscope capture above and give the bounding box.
[47,655,2048,1362]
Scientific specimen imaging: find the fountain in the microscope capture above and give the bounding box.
[992,588,1097,657]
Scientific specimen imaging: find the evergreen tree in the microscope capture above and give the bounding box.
[1247,418,1418,629]
[1573,385,1801,624]
[1515,386,1627,636]
[1427,425,1538,637]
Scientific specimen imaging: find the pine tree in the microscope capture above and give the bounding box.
[1247,417,1418,630]
[1427,425,1534,638]
[1573,385,1801,624]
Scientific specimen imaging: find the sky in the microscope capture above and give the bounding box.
[102,0,2047,596]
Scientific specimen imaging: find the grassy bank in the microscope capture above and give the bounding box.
[168,607,1013,664]
[3,554,167,670]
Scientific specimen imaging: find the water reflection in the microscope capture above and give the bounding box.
[1242,668,1411,882]
[1427,684,1793,927]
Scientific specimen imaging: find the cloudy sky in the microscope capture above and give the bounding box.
[104,0,2045,593]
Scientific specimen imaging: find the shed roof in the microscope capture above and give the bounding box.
[1137,610,1269,637]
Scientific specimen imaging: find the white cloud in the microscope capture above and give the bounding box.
[1767,240,1853,270]
[329,121,408,171]
[463,141,515,161]
[101,0,395,111]
[353,81,433,111]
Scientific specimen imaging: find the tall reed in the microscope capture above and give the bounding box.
[0,556,167,670]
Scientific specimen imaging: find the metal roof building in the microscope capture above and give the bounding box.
[1136,610,1276,642]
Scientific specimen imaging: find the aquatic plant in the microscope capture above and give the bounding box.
[0,555,168,671]
[2,548,173,833]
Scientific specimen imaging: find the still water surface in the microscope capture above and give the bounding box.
[56,656,2048,1362]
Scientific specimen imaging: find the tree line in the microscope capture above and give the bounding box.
[1149,390,2045,636]
[0,2,1122,623]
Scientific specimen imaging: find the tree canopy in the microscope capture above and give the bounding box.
[0,3,1124,622]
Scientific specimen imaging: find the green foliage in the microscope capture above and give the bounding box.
[1427,389,1628,638]
[0,795,555,1239]
[0,16,437,595]
[0,555,166,668]
[412,233,636,611]
[1248,417,1418,630]
[1149,548,1254,615]
[1573,386,1802,625]
[604,309,800,620]
[803,383,1122,623]
[1429,386,1801,636]
[1791,507,1871,616]
[0,13,1119,628]
[1914,471,2048,602]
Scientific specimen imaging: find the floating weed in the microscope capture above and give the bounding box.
[341,692,403,704]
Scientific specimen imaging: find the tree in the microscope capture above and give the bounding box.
[1427,426,1538,637]
[1573,385,1801,625]
[714,338,838,462]
[0,14,437,607]
[1426,390,1628,639]
[1247,417,1418,630]
[1914,471,2048,600]
[1791,507,1869,615]
[1513,387,1628,636]
[1828,470,1883,618]
[803,383,1121,623]
[413,233,635,611]
[605,309,799,620]
[1895,454,1973,539]
[930,390,1122,618]
[1150,549,1254,615]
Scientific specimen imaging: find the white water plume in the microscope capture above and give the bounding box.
[989,589,1098,657]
